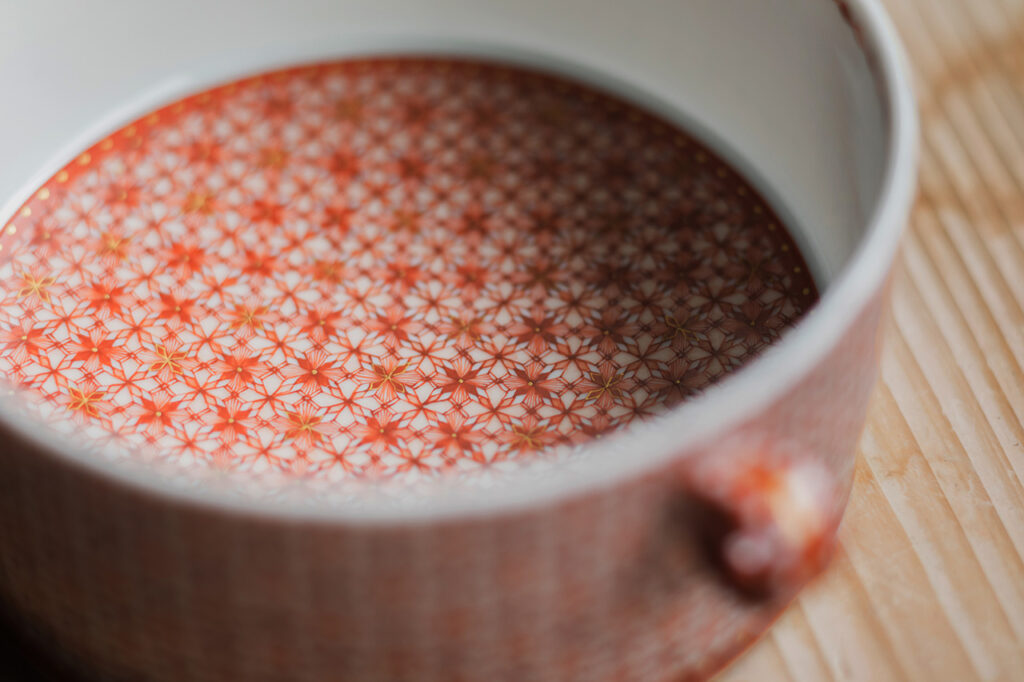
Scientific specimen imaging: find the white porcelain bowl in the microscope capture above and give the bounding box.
[0,1,916,679]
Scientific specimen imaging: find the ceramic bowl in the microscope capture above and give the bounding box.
[0,0,916,680]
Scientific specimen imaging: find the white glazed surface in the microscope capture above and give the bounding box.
[0,0,916,518]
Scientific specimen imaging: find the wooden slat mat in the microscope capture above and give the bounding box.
[721,0,1024,679]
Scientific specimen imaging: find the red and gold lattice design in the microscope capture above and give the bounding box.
[0,58,817,482]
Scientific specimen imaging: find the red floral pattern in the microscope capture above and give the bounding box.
[0,58,817,481]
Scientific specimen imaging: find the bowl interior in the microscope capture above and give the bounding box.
[1,0,887,281]
[0,0,900,513]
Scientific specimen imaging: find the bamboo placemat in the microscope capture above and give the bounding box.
[720,0,1024,679]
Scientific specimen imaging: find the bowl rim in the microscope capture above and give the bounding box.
[0,0,918,523]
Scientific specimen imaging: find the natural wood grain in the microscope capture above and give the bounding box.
[720,1,1024,679]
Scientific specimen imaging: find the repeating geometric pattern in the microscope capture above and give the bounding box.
[0,58,817,482]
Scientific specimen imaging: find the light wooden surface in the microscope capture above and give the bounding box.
[720,0,1024,679]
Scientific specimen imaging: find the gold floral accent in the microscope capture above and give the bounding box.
[183,191,215,214]
[67,388,104,417]
[150,346,186,375]
[16,272,55,302]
